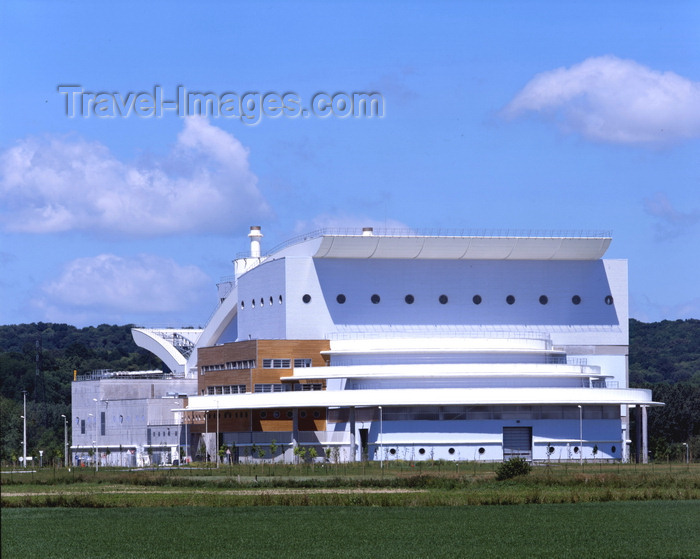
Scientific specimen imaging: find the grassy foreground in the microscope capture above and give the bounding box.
[2,464,698,558]
[3,502,700,558]
[2,461,699,507]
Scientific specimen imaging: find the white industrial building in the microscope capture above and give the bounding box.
[73,226,660,464]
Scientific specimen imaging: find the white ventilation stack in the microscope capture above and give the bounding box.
[248,226,263,258]
[362,227,374,236]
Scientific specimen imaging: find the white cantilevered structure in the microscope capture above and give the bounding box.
[134,227,661,463]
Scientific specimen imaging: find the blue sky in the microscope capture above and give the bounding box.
[1,0,698,327]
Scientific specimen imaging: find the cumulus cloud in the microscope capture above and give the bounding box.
[644,192,700,240]
[34,253,210,325]
[503,56,700,144]
[0,117,271,235]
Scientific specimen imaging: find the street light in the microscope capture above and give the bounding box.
[204,411,209,463]
[216,400,220,468]
[61,414,68,467]
[378,406,383,469]
[22,391,27,469]
[578,405,583,465]
[682,442,689,465]
[93,398,99,472]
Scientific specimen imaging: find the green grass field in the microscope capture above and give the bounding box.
[3,502,699,558]
[2,463,699,557]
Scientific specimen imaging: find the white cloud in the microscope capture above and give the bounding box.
[0,117,271,235]
[503,56,700,145]
[644,192,700,240]
[34,253,210,325]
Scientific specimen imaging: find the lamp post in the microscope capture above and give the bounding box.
[93,398,99,472]
[185,411,189,465]
[682,442,689,465]
[578,405,583,465]
[61,414,68,467]
[22,391,27,469]
[216,400,220,468]
[378,406,383,469]
[204,411,209,464]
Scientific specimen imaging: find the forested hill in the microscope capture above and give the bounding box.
[629,318,700,385]
[0,320,698,463]
[0,323,161,402]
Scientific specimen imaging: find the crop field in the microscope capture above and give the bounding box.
[2,463,699,558]
[3,502,700,558]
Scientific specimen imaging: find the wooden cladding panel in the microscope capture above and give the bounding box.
[198,339,329,394]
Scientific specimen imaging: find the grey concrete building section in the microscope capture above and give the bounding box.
[71,374,197,467]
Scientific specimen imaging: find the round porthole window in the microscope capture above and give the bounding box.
[605,295,614,305]
[241,301,245,308]
[273,411,280,419]
[260,411,267,419]
[611,445,617,453]
[548,446,555,454]
[448,448,455,455]
[572,295,581,305]
[300,411,307,418]
[302,294,311,304]
[439,294,448,304]
[269,296,273,305]
[573,446,580,454]
[405,294,415,304]
[478,447,485,455]
[251,299,255,308]
[313,411,320,419]
[336,294,346,304]
[389,448,396,455]
[371,294,381,304]
[287,411,293,418]
[260,298,264,306]
[506,295,516,305]
[418,448,426,455]
[539,295,548,305]
[473,295,482,305]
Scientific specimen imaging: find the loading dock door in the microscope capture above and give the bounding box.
[503,427,532,461]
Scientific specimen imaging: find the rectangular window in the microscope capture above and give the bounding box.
[207,386,215,395]
[294,358,313,368]
[100,412,105,436]
[80,419,85,434]
[300,383,323,391]
[262,359,291,369]
[254,383,290,393]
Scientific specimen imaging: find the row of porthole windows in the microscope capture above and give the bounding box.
[387,445,618,456]
[307,294,614,306]
[259,410,321,419]
[246,293,615,307]
[241,295,284,309]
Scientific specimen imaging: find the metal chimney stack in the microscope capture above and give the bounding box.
[248,226,263,258]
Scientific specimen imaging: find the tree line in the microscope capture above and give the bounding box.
[0,320,697,464]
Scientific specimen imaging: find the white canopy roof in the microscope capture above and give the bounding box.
[183,386,659,412]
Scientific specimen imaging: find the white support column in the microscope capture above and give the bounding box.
[641,405,648,464]
[349,407,356,463]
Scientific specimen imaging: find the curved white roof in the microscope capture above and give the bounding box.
[184,386,659,412]
[283,363,604,381]
[268,231,612,261]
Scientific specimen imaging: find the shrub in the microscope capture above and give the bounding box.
[495,457,532,481]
